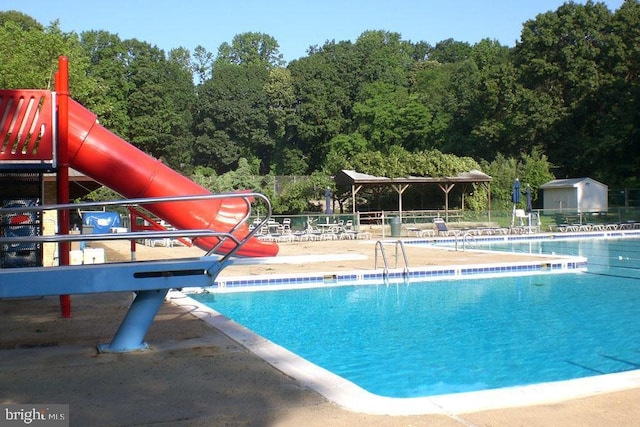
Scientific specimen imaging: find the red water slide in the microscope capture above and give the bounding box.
[66,98,278,257]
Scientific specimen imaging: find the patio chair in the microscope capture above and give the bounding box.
[406,226,435,237]
[340,220,358,239]
[282,218,291,233]
[512,209,540,234]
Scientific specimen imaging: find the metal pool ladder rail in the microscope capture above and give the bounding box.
[455,231,477,251]
[374,240,410,278]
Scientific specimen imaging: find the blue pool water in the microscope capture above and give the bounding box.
[193,237,640,398]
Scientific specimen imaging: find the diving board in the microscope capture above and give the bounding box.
[0,257,228,352]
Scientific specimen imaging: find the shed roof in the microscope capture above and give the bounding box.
[540,177,606,189]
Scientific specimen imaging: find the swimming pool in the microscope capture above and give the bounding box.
[475,237,640,279]
[186,237,640,410]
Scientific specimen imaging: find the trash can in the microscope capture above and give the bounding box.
[389,216,402,237]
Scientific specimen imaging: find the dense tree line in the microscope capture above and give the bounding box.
[1,1,638,213]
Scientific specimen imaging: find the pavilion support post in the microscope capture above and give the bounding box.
[438,183,455,222]
[391,184,409,221]
[351,184,362,215]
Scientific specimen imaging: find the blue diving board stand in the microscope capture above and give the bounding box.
[0,256,230,353]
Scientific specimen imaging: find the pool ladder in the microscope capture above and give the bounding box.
[455,231,476,251]
[374,240,410,279]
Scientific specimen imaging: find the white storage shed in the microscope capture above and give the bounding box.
[540,178,608,212]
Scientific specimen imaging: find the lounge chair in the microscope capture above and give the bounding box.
[433,218,460,236]
[406,226,435,237]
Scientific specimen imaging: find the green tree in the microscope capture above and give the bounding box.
[216,157,264,191]
[192,122,241,171]
[408,61,455,150]
[120,40,196,170]
[265,67,301,174]
[480,153,519,210]
[514,1,617,177]
[353,30,413,88]
[519,146,555,193]
[0,10,43,31]
[566,0,640,186]
[272,172,332,214]
[196,61,273,173]
[463,41,527,160]
[265,67,295,139]
[190,165,219,192]
[323,133,371,175]
[192,45,214,84]
[216,32,285,68]
[440,59,481,155]
[431,38,472,63]
[352,82,407,149]
[122,39,172,156]
[481,148,554,210]
[0,17,95,97]
[159,48,197,170]
[79,30,130,134]
[286,48,351,171]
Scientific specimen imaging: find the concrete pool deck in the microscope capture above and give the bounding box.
[2,237,640,426]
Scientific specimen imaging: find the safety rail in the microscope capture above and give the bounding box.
[454,231,476,251]
[374,240,410,278]
[0,192,273,263]
[0,192,273,353]
[128,206,194,248]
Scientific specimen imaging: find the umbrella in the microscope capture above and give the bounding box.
[510,178,521,228]
[525,184,533,213]
[511,178,521,204]
[324,187,333,215]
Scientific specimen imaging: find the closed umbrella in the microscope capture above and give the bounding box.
[525,184,532,213]
[324,187,333,215]
[511,178,521,204]
[510,178,521,227]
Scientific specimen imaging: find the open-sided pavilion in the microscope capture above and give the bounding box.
[334,169,493,221]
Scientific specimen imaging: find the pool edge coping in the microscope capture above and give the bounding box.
[170,289,640,416]
[207,253,586,291]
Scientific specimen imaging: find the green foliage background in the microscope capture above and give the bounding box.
[2,1,638,213]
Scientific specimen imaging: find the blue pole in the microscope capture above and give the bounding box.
[99,289,168,353]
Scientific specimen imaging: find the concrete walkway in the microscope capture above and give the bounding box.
[2,238,640,426]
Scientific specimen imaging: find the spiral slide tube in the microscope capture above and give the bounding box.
[66,98,278,257]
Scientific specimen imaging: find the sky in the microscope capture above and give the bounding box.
[3,0,626,63]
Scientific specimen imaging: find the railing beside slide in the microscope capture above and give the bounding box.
[0,192,272,353]
[0,192,273,263]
